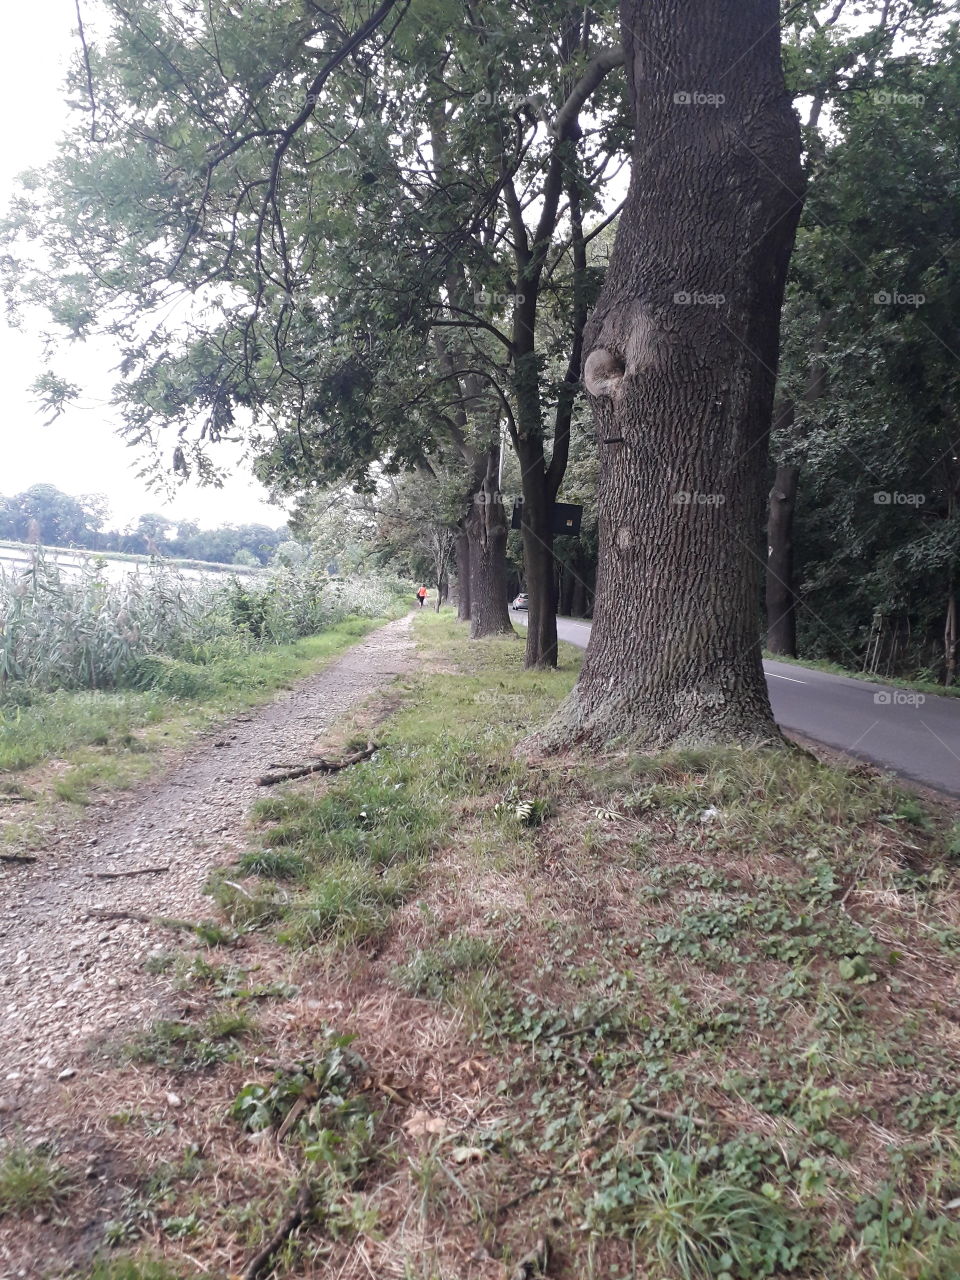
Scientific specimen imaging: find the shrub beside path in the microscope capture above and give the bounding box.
[0,617,414,1104]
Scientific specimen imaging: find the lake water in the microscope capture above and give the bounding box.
[0,544,259,584]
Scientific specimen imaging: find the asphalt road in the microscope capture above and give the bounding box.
[511,611,960,798]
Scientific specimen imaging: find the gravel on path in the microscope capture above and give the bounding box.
[0,616,414,1108]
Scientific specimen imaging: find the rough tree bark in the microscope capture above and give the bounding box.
[539,0,803,749]
[429,321,511,639]
[465,444,514,639]
[766,461,800,657]
[455,530,471,621]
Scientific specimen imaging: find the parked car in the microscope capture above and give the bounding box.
[511,593,528,610]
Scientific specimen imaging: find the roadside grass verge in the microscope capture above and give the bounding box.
[13,609,960,1279]
[763,648,960,700]
[0,616,387,825]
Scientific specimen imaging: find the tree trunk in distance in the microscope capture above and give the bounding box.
[466,446,514,639]
[766,463,800,657]
[946,486,958,686]
[455,530,471,621]
[570,556,588,618]
[538,0,803,750]
[516,444,559,667]
[559,561,575,616]
[945,587,957,686]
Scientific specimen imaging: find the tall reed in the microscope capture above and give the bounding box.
[0,549,398,697]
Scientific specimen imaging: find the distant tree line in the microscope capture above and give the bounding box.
[0,484,289,566]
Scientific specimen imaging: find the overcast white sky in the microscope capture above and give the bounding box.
[0,2,286,530]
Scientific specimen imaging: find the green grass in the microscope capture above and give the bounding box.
[0,1142,71,1214]
[122,1009,252,1071]
[0,616,386,814]
[224,610,580,949]
[0,688,167,773]
[275,861,420,947]
[86,1253,204,1279]
[395,931,502,999]
[584,1152,788,1279]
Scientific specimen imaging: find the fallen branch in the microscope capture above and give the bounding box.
[89,865,170,880]
[633,1102,706,1128]
[0,796,31,804]
[85,908,153,923]
[258,741,377,786]
[0,853,37,864]
[243,1179,313,1280]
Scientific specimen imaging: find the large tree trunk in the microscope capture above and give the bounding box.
[466,447,514,639]
[540,0,803,750]
[455,530,471,621]
[766,462,800,657]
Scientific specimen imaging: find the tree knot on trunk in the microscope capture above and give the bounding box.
[583,347,626,399]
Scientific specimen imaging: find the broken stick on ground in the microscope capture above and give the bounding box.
[257,741,377,786]
[242,1179,314,1280]
[89,865,170,880]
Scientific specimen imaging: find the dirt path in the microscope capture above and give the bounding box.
[0,617,413,1109]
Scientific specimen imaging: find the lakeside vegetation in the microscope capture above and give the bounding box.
[0,549,401,696]
[0,554,405,821]
[0,617,394,828]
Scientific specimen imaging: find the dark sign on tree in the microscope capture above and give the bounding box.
[512,500,583,537]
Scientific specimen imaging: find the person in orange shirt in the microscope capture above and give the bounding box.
[416,585,428,609]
